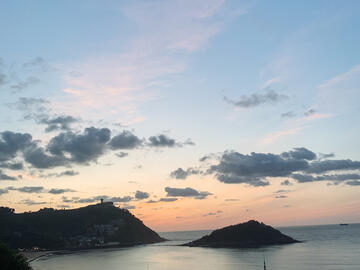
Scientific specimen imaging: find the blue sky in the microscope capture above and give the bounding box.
[1,0,360,230]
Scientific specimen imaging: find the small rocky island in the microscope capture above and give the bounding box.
[184,220,299,248]
[0,201,165,250]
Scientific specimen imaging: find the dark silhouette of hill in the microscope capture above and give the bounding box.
[0,203,165,250]
[184,220,299,248]
[0,241,32,270]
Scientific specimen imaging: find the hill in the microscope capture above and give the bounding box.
[184,220,299,248]
[0,203,165,250]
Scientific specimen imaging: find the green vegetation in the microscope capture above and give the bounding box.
[0,241,32,270]
[185,220,299,248]
[0,204,164,250]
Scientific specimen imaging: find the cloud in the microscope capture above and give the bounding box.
[0,131,33,162]
[0,188,9,196]
[40,170,79,178]
[47,127,111,164]
[21,199,47,206]
[0,170,17,181]
[318,65,360,89]
[175,147,360,187]
[48,188,76,194]
[208,150,310,186]
[23,143,67,169]
[9,186,44,193]
[23,57,50,72]
[0,162,24,170]
[40,115,79,132]
[109,131,142,150]
[164,187,212,199]
[115,152,129,158]
[170,167,201,179]
[159,197,178,202]
[304,109,316,116]
[306,160,360,174]
[346,180,360,186]
[275,195,288,199]
[224,90,289,108]
[148,134,176,147]
[281,147,317,161]
[135,190,150,200]
[292,173,360,185]
[281,111,296,118]
[10,76,40,92]
[281,180,293,186]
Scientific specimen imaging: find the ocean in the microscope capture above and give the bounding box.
[31,223,360,270]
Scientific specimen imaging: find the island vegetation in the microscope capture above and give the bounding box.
[184,220,299,248]
[0,202,165,250]
[0,241,32,270]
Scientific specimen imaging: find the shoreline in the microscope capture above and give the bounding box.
[22,240,167,262]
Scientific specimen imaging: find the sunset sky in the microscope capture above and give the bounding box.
[1,0,360,232]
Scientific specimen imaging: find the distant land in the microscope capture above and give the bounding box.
[184,220,300,248]
[0,201,165,250]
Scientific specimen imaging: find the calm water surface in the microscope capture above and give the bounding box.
[31,224,360,270]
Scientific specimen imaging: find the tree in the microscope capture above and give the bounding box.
[0,242,32,270]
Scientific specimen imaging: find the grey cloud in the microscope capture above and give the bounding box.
[281,180,293,186]
[109,131,142,150]
[164,187,212,200]
[318,153,335,160]
[40,170,79,178]
[23,57,50,72]
[23,143,67,169]
[306,160,360,174]
[304,109,316,116]
[148,134,176,147]
[208,150,309,186]
[40,115,78,132]
[159,197,178,202]
[21,199,46,206]
[10,76,40,92]
[10,186,44,193]
[115,152,129,158]
[170,167,201,179]
[47,127,111,164]
[48,188,76,194]
[0,188,9,196]
[0,162,24,170]
[0,170,17,181]
[174,147,360,187]
[110,196,133,203]
[0,73,6,86]
[292,173,360,184]
[135,190,149,200]
[0,131,32,162]
[146,200,158,203]
[281,147,317,161]
[224,90,289,108]
[346,180,360,186]
[275,195,288,199]
[274,189,290,194]
[281,111,296,118]
[225,198,239,201]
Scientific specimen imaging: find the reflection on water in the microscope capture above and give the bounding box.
[31,224,360,270]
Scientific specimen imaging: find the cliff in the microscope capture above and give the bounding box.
[0,204,165,249]
[184,220,299,248]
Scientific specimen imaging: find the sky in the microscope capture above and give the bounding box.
[1,0,360,232]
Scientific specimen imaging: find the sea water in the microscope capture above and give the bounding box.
[31,224,360,270]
